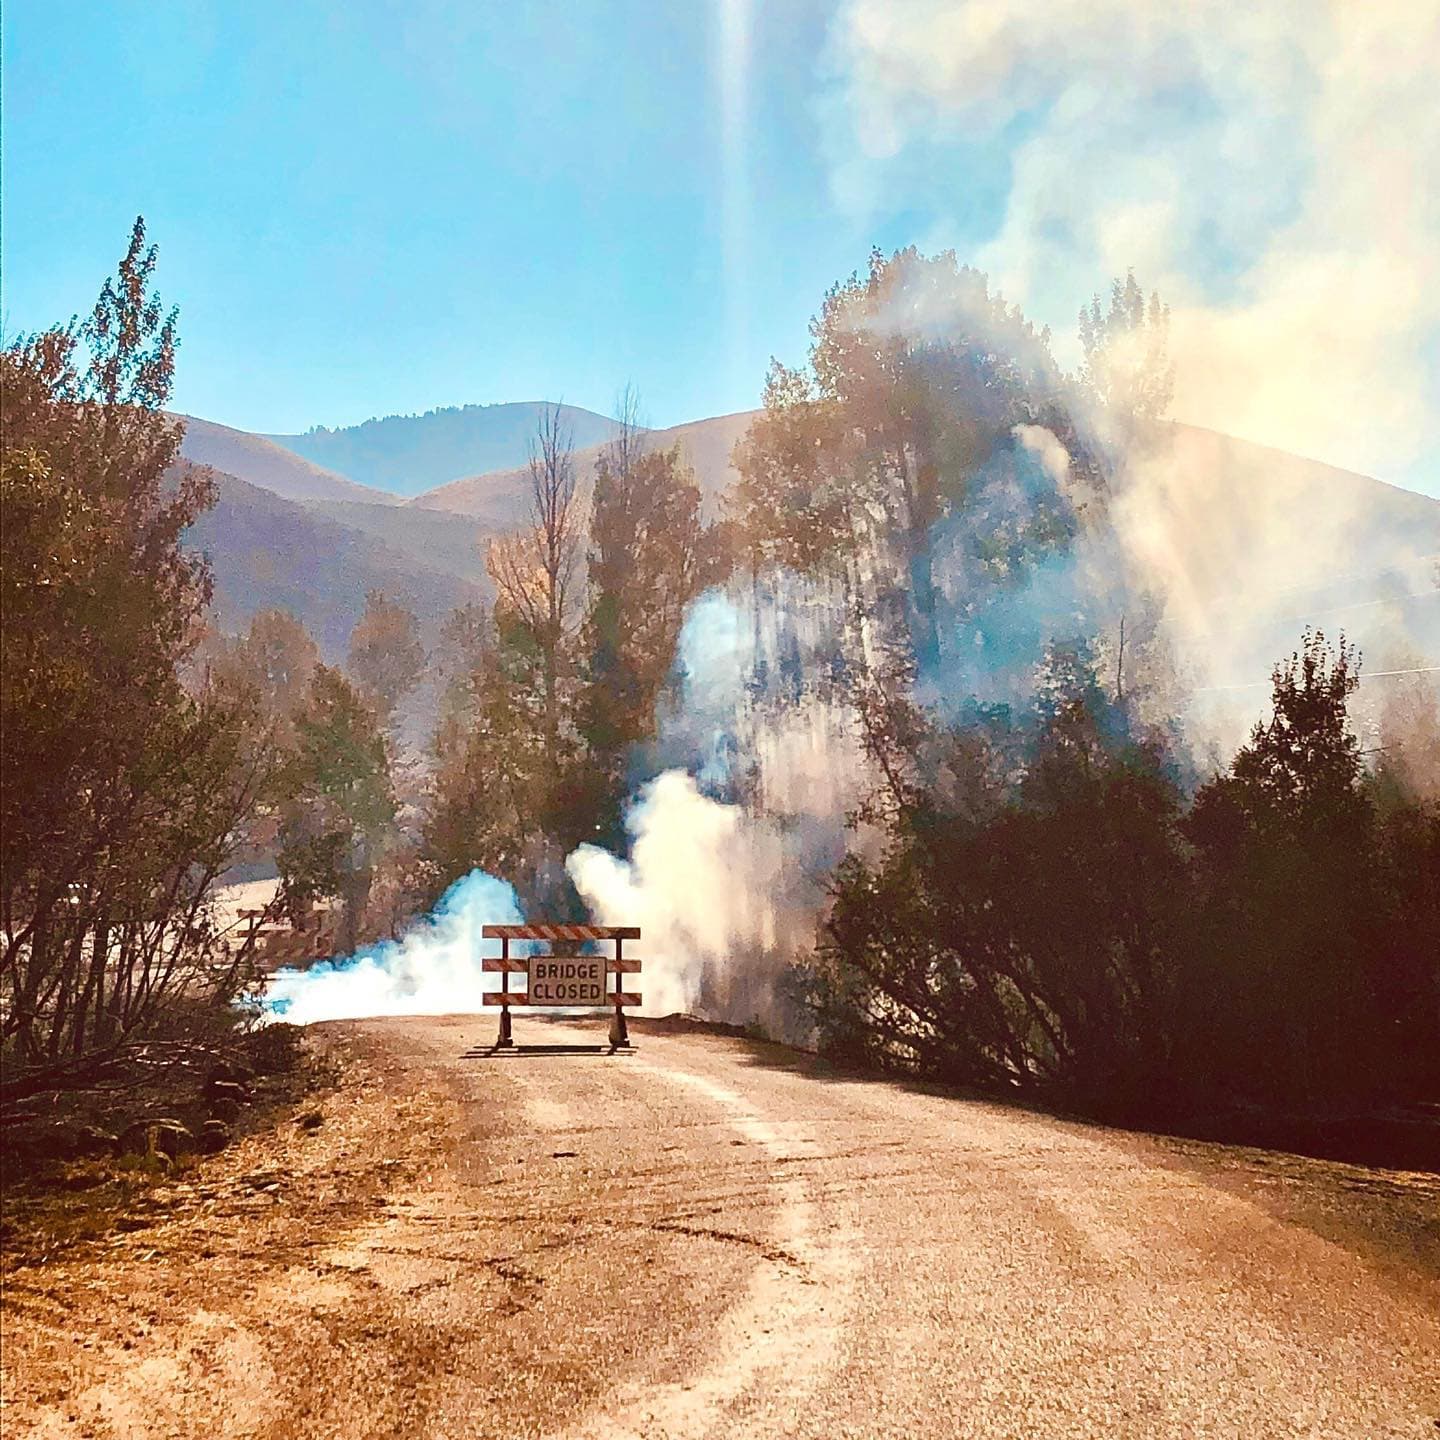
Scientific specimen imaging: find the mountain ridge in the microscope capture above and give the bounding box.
[263,400,626,497]
[176,414,398,508]
[183,464,487,660]
[179,404,1438,701]
[408,410,760,520]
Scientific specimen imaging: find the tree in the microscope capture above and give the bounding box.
[423,633,549,902]
[277,666,396,953]
[218,608,320,732]
[820,642,1188,1110]
[734,248,1079,676]
[1182,631,1381,1106]
[1,218,275,1102]
[485,403,584,772]
[201,609,323,869]
[347,589,425,728]
[431,600,494,732]
[1078,271,1174,429]
[580,397,710,843]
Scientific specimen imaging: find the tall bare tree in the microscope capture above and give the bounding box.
[485,403,584,767]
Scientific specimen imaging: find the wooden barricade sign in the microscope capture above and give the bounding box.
[528,954,606,1005]
[481,923,642,1051]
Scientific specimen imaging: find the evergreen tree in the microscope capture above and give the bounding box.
[1182,631,1379,1106]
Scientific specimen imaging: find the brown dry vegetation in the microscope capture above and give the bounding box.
[0,1027,452,1433]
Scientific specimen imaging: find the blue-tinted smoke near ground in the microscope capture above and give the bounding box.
[263,869,522,1024]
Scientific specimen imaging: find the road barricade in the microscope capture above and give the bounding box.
[482,924,642,1051]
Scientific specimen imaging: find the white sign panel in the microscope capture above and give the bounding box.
[527,954,608,1006]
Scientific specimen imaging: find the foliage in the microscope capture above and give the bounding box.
[822,644,1190,1109]
[733,247,1092,676]
[423,616,554,902]
[579,416,712,846]
[276,666,397,951]
[1077,271,1175,427]
[432,397,726,903]
[210,608,320,734]
[484,402,584,770]
[1178,631,1435,1108]
[818,629,1438,1118]
[346,589,425,727]
[1,220,277,1105]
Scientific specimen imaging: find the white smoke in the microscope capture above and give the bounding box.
[564,580,866,1028]
[1013,424,1071,491]
[1109,426,1440,758]
[568,771,808,1020]
[263,869,522,1025]
[821,0,1440,499]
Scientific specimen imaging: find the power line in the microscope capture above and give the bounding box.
[1196,665,1440,695]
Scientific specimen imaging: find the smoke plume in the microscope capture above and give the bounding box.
[822,0,1440,500]
[263,869,521,1024]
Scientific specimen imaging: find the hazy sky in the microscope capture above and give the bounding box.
[6,1,1438,496]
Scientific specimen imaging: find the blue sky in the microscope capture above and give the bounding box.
[4,1,955,434]
[5,2,1436,497]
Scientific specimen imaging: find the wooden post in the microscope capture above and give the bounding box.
[497,935,514,1048]
[608,934,630,1051]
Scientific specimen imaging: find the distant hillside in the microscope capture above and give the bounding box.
[265,402,626,497]
[177,404,1437,707]
[411,410,761,521]
[307,497,492,588]
[184,466,486,659]
[176,415,396,507]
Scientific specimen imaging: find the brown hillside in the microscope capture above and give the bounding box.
[184,466,485,659]
[407,410,761,520]
[178,415,399,508]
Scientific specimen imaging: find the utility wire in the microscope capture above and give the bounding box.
[1196,665,1440,694]
[1187,587,1440,643]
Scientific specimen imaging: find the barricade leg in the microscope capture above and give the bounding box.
[609,1002,629,1050]
[497,1002,514,1048]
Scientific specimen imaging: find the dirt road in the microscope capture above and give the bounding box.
[4,1015,1438,1439]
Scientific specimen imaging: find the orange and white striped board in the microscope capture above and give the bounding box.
[482,958,642,973]
[482,924,641,941]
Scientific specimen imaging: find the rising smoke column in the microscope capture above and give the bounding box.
[567,578,866,1029]
[568,770,796,1019]
[263,869,522,1024]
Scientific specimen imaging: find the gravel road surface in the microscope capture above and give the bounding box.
[4,1014,1437,1439]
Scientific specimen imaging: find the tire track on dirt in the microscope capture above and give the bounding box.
[552,1063,856,1440]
